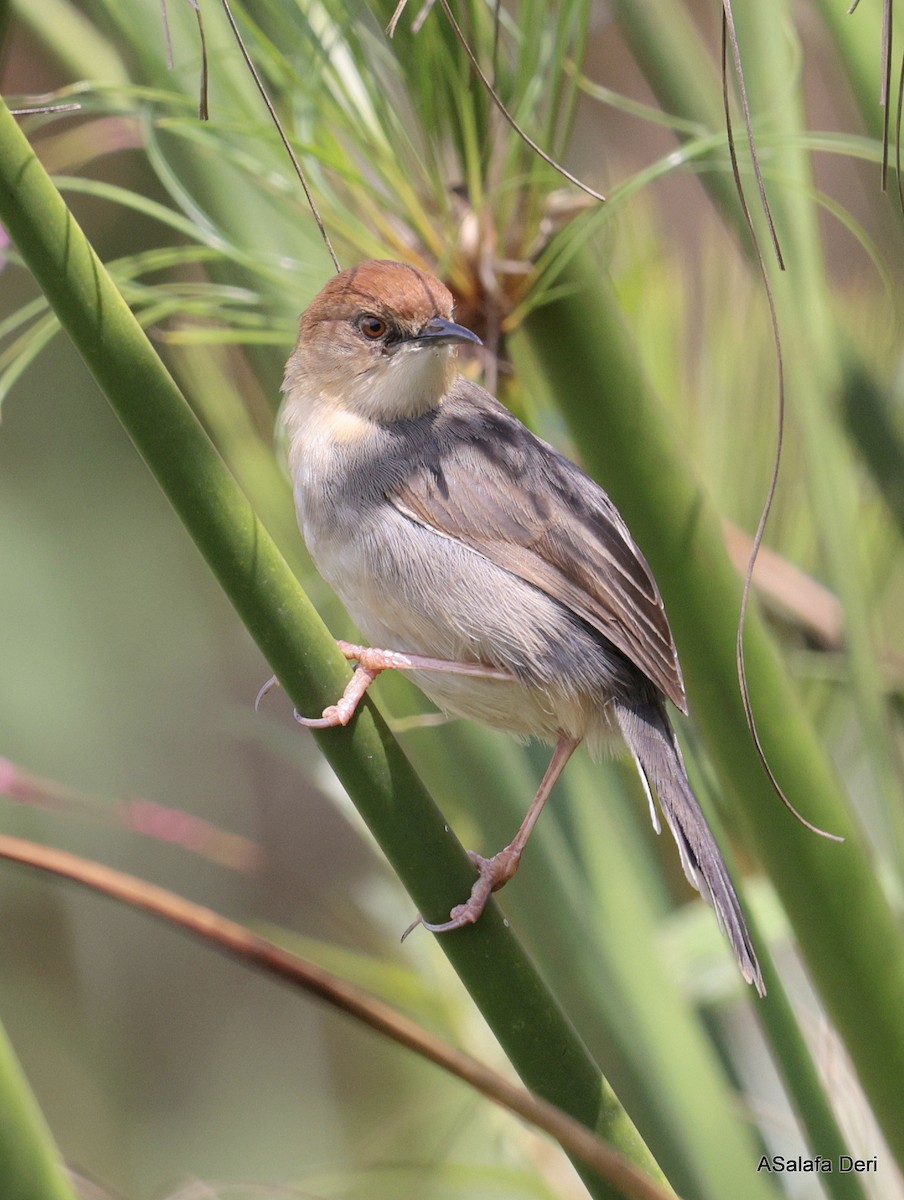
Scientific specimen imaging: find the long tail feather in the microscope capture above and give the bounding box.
[615,701,765,996]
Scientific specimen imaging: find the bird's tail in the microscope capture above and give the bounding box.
[614,701,765,996]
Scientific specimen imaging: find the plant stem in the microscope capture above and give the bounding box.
[0,97,665,1200]
[0,1027,78,1200]
[521,250,904,1170]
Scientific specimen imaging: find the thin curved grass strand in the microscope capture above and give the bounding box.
[722,17,842,843]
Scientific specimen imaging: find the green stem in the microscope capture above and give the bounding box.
[809,0,885,142]
[521,251,904,1171]
[839,353,904,542]
[0,97,664,1199]
[0,1026,79,1200]
[612,0,742,231]
[0,17,75,1200]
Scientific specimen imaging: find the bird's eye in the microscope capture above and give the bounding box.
[357,314,388,340]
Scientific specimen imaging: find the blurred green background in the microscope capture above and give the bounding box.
[1,0,904,1198]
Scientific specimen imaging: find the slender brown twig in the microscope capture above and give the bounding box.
[0,834,677,1200]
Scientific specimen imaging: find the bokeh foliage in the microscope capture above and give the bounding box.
[1,1,903,1198]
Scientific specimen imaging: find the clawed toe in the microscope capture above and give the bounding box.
[419,903,482,934]
[255,675,280,712]
[293,707,341,729]
[403,846,522,937]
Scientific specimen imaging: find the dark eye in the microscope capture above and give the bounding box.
[357,314,388,340]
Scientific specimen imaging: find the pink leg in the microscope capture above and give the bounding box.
[404,735,581,938]
[284,640,513,729]
[295,663,382,728]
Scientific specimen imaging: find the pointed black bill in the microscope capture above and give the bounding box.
[413,317,482,347]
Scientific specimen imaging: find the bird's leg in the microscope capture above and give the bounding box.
[295,661,384,729]
[267,640,513,729]
[407,734,581,937]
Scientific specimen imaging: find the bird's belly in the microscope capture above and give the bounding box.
[406,666,617,748]
[303,511,624,751]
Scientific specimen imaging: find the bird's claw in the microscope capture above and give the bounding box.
[255,675,280,712]
[293,696,357,728]
[293,709,338,729]
[402,847,521,938]
[291,663,382,728]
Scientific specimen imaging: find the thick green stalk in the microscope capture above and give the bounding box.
[612,0,743,231]
[0,19,87,1200]
[739,917,869,1200]
[808,0,885,141]
[408,725,776,1200]
[520,251,904,1170]
[0,1026,78,1200]
[839,354,904,541]
[0,98,663,1199]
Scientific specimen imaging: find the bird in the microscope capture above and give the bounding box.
[279,257,764,995]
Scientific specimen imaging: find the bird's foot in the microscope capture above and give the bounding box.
[402,845,522,938]
[286,641,513,728]
[294,663,382,728]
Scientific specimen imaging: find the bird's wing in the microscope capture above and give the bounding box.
[388,386,687,711]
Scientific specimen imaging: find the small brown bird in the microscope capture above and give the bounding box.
[280,258,764,995]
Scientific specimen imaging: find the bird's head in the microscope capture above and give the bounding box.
[283,260,482,423]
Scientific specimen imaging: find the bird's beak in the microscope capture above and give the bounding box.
[411,317,483,348]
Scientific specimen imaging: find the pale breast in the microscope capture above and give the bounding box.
[284,401,629,751]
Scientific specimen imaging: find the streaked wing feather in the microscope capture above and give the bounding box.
[390,393,686,710]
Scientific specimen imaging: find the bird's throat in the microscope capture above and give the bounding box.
[347,345,455,422]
